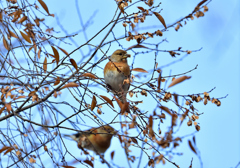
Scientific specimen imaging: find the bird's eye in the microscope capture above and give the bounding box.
[119,53,123,56]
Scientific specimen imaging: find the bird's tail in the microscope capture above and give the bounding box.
[62,134,79,142]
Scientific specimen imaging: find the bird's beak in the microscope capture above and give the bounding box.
[123,54,131,59]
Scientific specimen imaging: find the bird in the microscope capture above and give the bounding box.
[104,49,131,103]
[64,125,116,154]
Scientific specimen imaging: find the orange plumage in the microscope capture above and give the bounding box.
[104,49,131,103]
[65,126,116,154]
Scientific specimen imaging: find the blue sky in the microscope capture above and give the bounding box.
[1,0,239,167]
[42,0,240,167]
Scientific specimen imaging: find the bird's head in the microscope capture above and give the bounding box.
[98,125,117,137]
[110,49,131,63]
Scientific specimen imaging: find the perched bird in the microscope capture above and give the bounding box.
[104,49,131,103]
[64,125,116,154]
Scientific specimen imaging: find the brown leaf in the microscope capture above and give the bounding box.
[38,0,51,15]
[149,115,153,127]
[82,73,97,79]
[113,96,129,114]
[168,76,191,88]
[148,159,154,166]
[3,36,10,50]
[38,47,41,59]
[159,106,171,115]
[137,6,145,11]
[131,137,138,145]
[110,151,115,160]
[28,91,37,97]
[61,82,79,90]
[54,76,60,86]
[100,95,114,108]
[195,125,200,131]
[91,95,97,111]
[58,47,69,55]
[9,30,18,38]
[132,68,148,73]
[173,94,178,105]
[61,166,76,168]
[5,103,11,112]
[20,31,32,44]
[83,160,93,168]
[51,46,59,65]
[153,12,167,29]
[118,135,123,143]
[188,140,197,154]
[157,72,161,90]
[4,147,14,155]
[18,16,27,23]
[197,0,207,7]
[70,59,78,71]
[0,146,10,153]
[0,11,2,22]
[193,136,196,145]
[118,2,124,14]
[13,95,26,100]
[43,57,47,73]
[0,106,5,116]
[127,44,148,50]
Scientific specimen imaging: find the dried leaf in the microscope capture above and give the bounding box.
[168,76,191,88]
[18,16,27,23]
[13,95,26,100]
[20,31,32,44]
[38,47,41,59]
[195,125,200,131]
[197,0,207,7]
[132,68,148,73]
[188,140,197,154]
[127,44,148,50]
[38,0,51,15]
[4,147,14,155]
[110,151,115,160]
[9,30,18,38]
[70,59,78,71]
[0,146,10,153]
[61,82,79,90]
[148,159,154,166]
[157,72,161,90]
[173,94,178,105]
[5,103,11,112]
[100,95,114,108]
[153,12,167,29]
[51,46,59,65]
[193,136,196,145]
[83,160,93,168]
[159,106,171,115]
[131,137,138,145]
[91,95,97,111]
[43,57,47,73]
[0,11,2,22]
[118,135,123,143]
[149,115,153,127]
[118,2,124,14]
[0,107,5,116]
[58,47,69,55]
[113,96,129,114]
[54,76,60,86]
[137,6,145,11]
[3,36,10,50]
[82,73,97,79]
